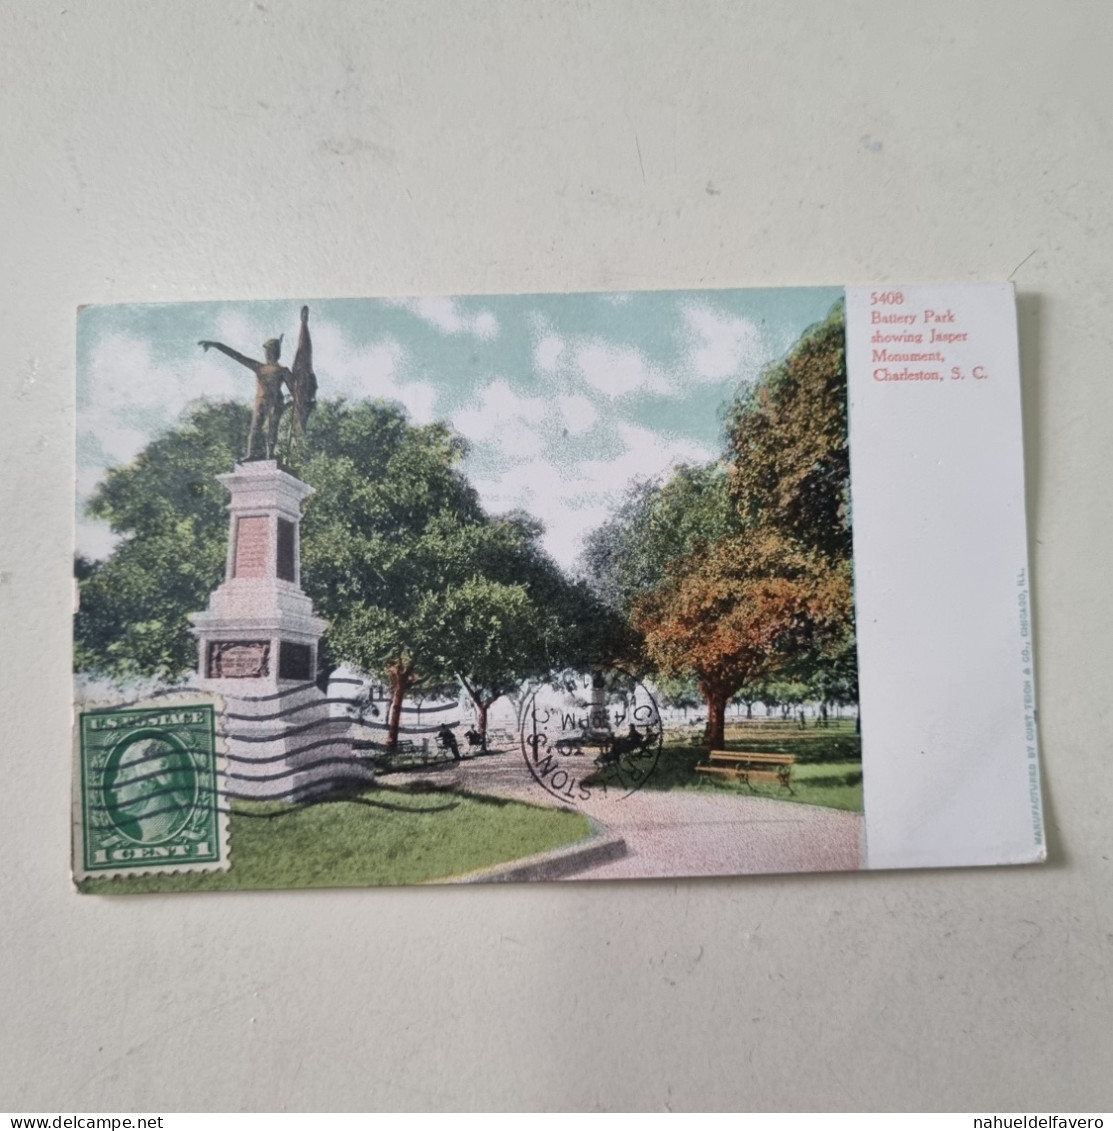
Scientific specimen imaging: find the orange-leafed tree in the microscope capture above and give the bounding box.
[634,529,852,750]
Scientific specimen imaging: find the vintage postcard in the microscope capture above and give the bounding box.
[72,284,1043,890]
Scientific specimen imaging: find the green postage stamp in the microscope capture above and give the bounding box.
[74,698,229,881]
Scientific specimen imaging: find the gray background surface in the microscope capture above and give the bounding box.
[1,0,1110,1113]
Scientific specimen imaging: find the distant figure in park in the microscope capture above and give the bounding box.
[199,305,318,460]
[465,727,486,752]
[437,724,461,761]
[599,723,649,767]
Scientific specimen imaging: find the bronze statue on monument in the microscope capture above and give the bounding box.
[199,305,318,460]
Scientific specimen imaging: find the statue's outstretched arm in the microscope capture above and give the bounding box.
[198,340,260,373]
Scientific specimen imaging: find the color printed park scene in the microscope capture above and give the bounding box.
[73,287,862,889]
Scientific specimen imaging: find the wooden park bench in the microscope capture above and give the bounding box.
[352,737,429,772]
[695,750,795,793]
[386,738,433,764]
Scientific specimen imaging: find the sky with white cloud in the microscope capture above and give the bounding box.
[76,286,841,568]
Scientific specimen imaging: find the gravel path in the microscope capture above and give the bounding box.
[383,745,864,880]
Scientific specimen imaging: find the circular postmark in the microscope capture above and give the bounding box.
[517,667,661,806]
[103,730,200,845]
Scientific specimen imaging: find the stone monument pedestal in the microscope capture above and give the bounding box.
[189,460,373,800]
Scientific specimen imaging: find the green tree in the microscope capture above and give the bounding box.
[726,301,851,560]
[759,677,816,721]
[288,401,490,747]
[75,402,249,679]
[417,514,616,742]
[578,461,739,650]
[419,575,553,743]
[654,674,702,719]
[324,510,587,748]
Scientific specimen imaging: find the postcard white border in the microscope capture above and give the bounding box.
[847,284,1044,869]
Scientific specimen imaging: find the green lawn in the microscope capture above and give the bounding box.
[77,783,592,894]
[588,718,863,812]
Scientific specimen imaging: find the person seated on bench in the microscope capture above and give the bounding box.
[436,724,461,761]
[597,724,643,765]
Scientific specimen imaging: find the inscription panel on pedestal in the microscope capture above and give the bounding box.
[277,518,296,581]
[208,641,270,678]
[278,641,312,681]
[233,516,269,578]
